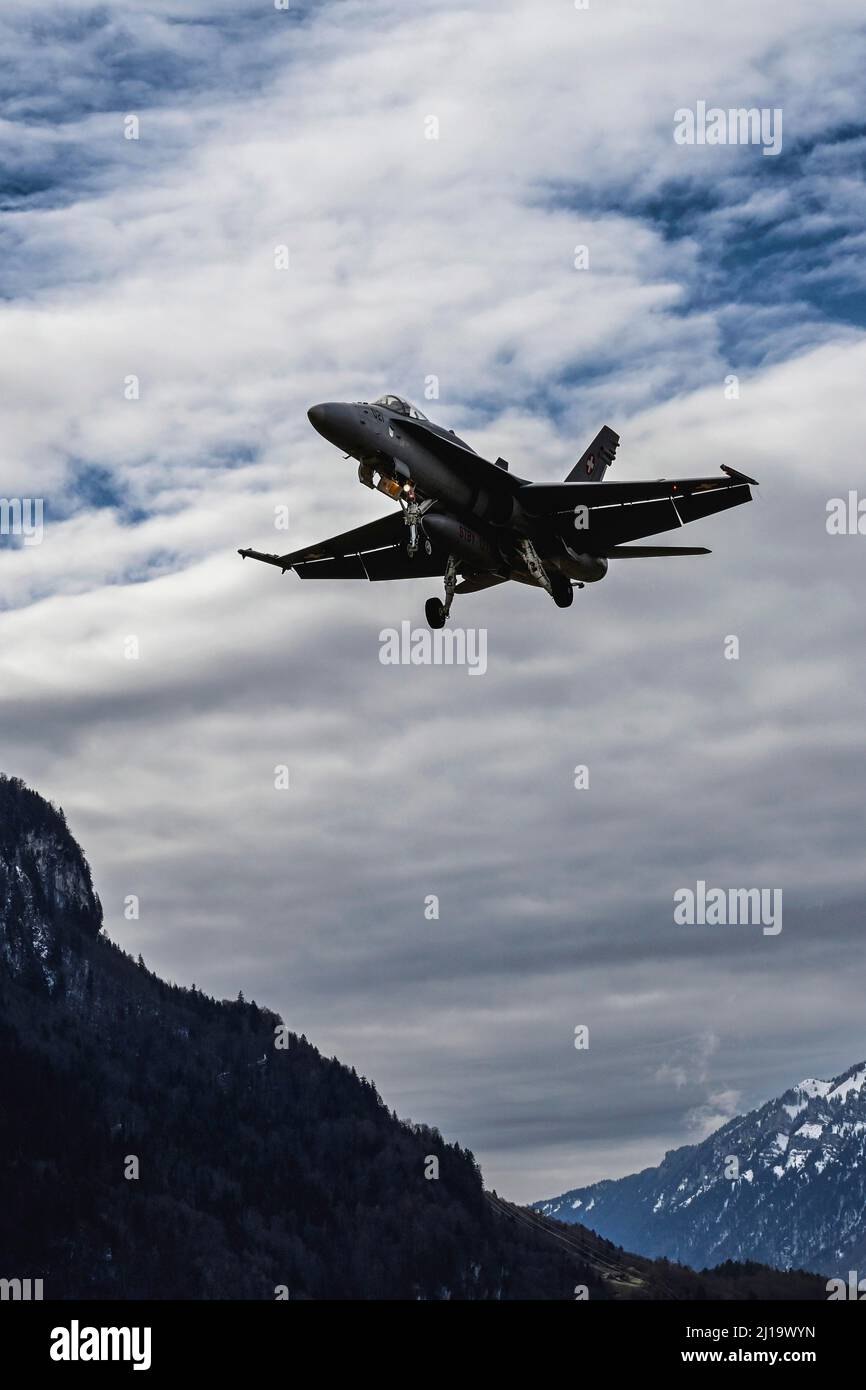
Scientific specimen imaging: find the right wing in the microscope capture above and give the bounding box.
[239,510,447,580]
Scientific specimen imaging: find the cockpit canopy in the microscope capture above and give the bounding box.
[371,394,428,420]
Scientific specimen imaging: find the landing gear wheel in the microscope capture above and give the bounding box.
[425,554,458,628]
[553,582,574,609]
[425,597,447,629]
[424,537,433,557]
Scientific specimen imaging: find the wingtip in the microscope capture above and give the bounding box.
[720,463,759,486]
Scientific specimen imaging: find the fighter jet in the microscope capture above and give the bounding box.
[239,394,757,628]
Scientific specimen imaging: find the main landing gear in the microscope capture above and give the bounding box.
[517,537,574,607]
[425,554,458,629]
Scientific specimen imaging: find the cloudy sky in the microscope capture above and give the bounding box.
[2,0,865,1203]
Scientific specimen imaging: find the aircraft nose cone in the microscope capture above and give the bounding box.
[307,401,357,451]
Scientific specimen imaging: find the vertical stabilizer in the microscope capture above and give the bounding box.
[565,425,620,481]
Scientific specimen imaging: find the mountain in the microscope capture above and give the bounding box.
[534,1064,866,1277]
[0,774,826,1299]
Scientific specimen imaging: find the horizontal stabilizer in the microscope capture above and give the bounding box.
[455,571,508,594]
[605,545,711,558]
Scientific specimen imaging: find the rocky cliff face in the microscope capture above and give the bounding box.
[0,774,102,990]
[0,773,591,1300]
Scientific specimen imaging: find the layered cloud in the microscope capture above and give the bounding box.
[1,0,865,1200]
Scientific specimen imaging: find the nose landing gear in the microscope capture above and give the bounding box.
[402,485,422,558]
[425,554,458,629]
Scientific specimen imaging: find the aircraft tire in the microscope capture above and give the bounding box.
[425,597,447,629]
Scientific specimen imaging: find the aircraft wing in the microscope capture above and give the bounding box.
[520,464,757,513]
[239,510,448,580]
[521,465,756,550]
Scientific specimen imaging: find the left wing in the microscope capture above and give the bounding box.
[239,510,447,581]
[519,464,757,514]
[522,465,756,550]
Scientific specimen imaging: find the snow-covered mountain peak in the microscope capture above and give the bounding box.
[792,1077,832,1099]
[827,1064,866,1103]
[535,1056,866,1277]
